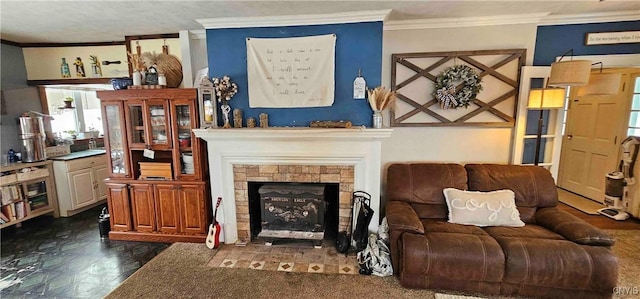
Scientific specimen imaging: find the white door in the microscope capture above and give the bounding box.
[94,166,109,200]
[558,73,627,202]
[68,169,96,208]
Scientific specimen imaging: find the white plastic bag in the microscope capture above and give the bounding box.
[357,234,393,277]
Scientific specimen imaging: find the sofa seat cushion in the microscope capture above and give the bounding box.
[422,219,488,235]
[401,232,504,283]
[494,237,618,293]
[483,224,565,240]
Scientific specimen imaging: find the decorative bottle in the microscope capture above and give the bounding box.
[61,58,71,78]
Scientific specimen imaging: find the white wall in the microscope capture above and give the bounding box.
[380,23,537,169]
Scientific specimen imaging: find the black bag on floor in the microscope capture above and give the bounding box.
[352,191,373,252]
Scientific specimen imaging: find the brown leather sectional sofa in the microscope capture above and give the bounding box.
[386,163,618,299]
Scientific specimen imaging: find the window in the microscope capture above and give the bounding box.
[45,85,112,139]
[628,76,640,137]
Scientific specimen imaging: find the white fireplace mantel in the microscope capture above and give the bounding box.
[193,127,393,244]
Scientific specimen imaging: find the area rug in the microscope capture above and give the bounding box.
[435,293,486,299]
[105,230,638,299]
[558,188,602,215]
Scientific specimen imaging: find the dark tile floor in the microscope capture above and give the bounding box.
[0,204,169,299]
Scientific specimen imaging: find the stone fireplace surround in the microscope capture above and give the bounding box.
[193,128,392,244]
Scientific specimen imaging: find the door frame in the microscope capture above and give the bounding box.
[512,66,565,180]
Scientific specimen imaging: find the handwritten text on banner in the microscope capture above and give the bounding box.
[247,34,336,108]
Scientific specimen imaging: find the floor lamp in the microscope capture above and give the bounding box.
[528,88,566,165]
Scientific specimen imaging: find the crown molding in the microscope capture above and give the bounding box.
[196,9,391,29]
[189,30,206,40]
[384,13,549,31]
[540,11,640,26]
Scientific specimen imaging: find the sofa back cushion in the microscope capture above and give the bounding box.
[386,163,467,219]
[465,164,558,223]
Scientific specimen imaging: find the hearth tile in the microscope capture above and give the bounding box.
[207,255,227,267]
[293,262,309,273]
[212,248,230,258]
[277,262,294,272]
[267,253,283,262]
[254,245,272,253]
[234,260,251,269]
[249,261,265,270]
[282,253,296,261]
[225,251,243,259]
[308,263,324,273]
[283,247,299,254]
[324,264,338,274]
[324,256,340,266]
[239,253,256,261]
[253,253,269,261]
[219,259,237,268]
[294,253,307,263]
[263,261,280,271]
[271,247,286,253]
[339,264,356,275]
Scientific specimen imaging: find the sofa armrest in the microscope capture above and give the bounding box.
[536,207,615,246]
[386,201,425,235]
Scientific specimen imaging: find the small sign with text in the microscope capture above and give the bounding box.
[586,31,640,45]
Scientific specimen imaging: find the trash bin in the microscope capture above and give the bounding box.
[98,207,111,239]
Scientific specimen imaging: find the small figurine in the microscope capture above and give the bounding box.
[73,57,86,77]
[60,58,71,78]
[89,55,102,78]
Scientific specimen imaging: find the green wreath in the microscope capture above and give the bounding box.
[433,65,483,109]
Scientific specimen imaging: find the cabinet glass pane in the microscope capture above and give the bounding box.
[129,105,145,144]
[176,104,193,175]
[106,105,126,174]
[149,105,168,145]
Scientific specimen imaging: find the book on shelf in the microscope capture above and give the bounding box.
[0,210,9,223]
[1,185,23,205]
[15,201,25,219]
[30,199,48,210]
[8,203,16,221]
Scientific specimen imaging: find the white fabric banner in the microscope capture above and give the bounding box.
[246,34,336,108]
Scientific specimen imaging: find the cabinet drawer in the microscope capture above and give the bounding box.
[66,155,107,172]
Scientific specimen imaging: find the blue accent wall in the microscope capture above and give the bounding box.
[533,21,640,66]
[206,22,383,127]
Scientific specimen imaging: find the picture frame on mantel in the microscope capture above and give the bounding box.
[585,31,640,46]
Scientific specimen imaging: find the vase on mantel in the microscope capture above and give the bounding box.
[372,110,382,129]
[221,103,231,129]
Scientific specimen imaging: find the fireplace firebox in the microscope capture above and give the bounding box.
[257,184,326,246]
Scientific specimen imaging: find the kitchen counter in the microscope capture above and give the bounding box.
[48,149,106,161]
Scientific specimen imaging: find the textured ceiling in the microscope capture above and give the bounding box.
[1,1,639,43]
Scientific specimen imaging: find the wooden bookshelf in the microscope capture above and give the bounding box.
[0,160,59,228]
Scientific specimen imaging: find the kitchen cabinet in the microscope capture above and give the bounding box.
[97,89,210,243]
[0,160,59,229]
[52,153,108,217]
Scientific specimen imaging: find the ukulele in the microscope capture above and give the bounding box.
[206,197,223,249]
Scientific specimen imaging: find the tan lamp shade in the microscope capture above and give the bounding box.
[548,60,592,87]
[576,73,622,96]
[528,88,566,109]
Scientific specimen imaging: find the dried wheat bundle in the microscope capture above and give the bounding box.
[367,86,396,111]
[141,51,183,88]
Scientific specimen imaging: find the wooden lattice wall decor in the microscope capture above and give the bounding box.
[390,49,526,127]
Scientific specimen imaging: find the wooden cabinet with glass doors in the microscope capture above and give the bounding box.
[97,89,210,243]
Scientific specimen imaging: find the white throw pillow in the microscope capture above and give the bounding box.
[443,188,525,227]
